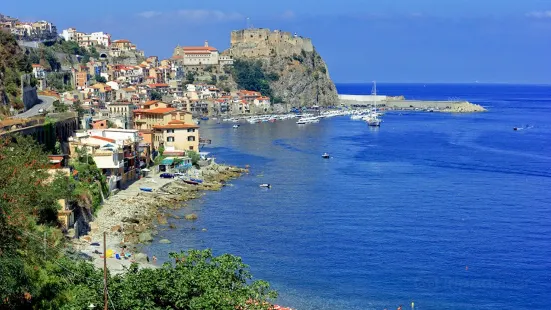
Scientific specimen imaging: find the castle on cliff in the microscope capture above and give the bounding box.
[226,28,314,58]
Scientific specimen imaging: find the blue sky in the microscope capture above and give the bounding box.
[4,0,551,83]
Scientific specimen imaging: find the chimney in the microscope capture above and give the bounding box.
[204,40,208,47]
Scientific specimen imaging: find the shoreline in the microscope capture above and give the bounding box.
[71,162,247,273]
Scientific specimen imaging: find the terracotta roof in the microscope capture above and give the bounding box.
[171,55,183,59]
[113,39,131,43]
[147,83,169,88]
[142,100,160,106]
[182,46,217,52]
[32,64,43,68]
[183,51,213,55]
[133,107,176,114]
[153,120,199,129]
[90,135,116,143]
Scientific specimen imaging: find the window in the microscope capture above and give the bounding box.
[187,128,195,133]
[167,129,174,133]
[187,136,195,142]
[171,114,176,120]
[189,146,194,150]
[167,137,175,142]
[180,115,185,120]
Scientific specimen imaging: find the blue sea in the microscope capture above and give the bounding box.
[146,84,551,310]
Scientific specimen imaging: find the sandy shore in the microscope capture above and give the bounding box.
[72,162,247,273]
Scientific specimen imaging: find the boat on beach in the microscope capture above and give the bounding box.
[139,187,153,192]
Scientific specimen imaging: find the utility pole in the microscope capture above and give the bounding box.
[43,231,46,259]
[103,231,108,310]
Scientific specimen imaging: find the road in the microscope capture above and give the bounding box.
[14,96,57,118]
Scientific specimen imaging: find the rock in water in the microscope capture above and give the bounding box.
[122,217,140,224]
[138,232,153,243]
[134,253,149,264]
[224,28,338,107]
[184,213,198,221]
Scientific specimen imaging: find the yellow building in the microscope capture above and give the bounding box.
[153,120,199,151]
[133,107,194,130]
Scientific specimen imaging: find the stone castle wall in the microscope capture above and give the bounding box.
[229,28,314,58]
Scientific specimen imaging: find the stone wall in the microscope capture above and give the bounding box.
[23,85,39,110]
[229,28,314,58]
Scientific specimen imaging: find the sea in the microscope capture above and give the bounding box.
[145,83,551,310]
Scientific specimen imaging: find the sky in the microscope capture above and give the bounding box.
[3,0,551,84]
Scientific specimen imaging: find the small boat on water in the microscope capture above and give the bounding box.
[140,187,153,192]
[296,116,320,124]
[200,116,209,120]
[322,153,330,159]
[259,183,271,188]
[233,124,240,128]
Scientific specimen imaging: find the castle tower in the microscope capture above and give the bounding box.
[204,40,209,47]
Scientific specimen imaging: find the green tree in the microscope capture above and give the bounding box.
[185,71,196,84]
[150,90,162,100]
[0,135,72,308]
[52,100,68,113]
[187,150,201,167]
[94,75,107,83]
[210,75,218,85]
[72,100,85,118]
[230,59,273,98]
[88,46,100,58]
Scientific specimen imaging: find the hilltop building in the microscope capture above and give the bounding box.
[61,27,111,48]
[172,40,233,67]
[227,28,313,58]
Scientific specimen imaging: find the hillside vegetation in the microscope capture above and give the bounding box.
[0,134,278,309]
[0,31,33,113]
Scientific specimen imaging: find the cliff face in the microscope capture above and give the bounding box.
[0,30,31,112]
[225,29,338,107]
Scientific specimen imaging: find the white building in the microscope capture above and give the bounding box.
[61,27,77,42]
[61,28,111,48]
[90,32,110,47]
[173,41,220,66]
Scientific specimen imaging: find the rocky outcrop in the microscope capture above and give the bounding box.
[225,28,338,107]
[443,101,487,113]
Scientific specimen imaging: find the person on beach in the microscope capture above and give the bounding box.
[397,305,402,310]
[152,255,157,264]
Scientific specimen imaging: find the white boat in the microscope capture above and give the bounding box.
[233,124,240,128]
[365,81,382,127]
[259,183,271,188]
[322,153,330,159]
[296,116,320,124]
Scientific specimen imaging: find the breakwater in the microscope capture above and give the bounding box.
[339,94,486,112]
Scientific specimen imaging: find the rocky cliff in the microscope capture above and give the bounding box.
[225,28,338,107]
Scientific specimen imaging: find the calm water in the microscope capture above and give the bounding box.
[146,84,551,310]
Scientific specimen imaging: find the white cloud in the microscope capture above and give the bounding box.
[176,10,244,22]
[137,11,162,18]
[526,11,551,18]
[281,10,296,20]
